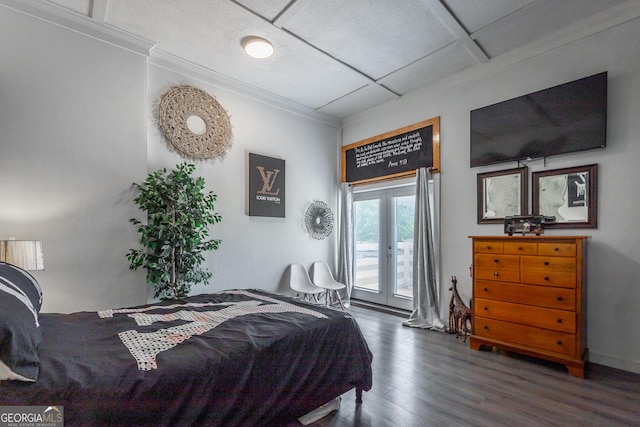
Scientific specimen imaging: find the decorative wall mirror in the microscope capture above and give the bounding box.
[532,164,598,228]
[304,201,334,240]
[477,167,527,224]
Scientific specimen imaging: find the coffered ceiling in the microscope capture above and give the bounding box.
[42,0,636,120]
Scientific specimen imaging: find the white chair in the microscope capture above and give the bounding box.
[289,264,325,303]
[311,261,345,310]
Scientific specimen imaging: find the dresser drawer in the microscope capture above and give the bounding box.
[475,267,519,283]
[504,242,537,255]
[520,270,576,288]
[474,240,503,254]
[475,298,576,333]
[474,316,577,357]
[521,256,576,272]
[538,242,576,257]
[475,254,520,269]
[474,280,576,311]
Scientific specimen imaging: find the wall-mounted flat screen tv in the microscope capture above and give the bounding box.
[470,72,607,167]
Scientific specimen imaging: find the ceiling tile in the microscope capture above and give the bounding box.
[472,0,630,58]
[106,0,368,109]
[317,84,398,118]
[378,42,478,94]
[442,0,535,33]
[282,0,456,79]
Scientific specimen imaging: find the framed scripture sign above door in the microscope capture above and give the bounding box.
[248,153,285,218]
[341,117,440,185]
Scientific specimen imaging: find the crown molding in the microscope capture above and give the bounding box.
[1,0,341,128]
[149,49,342,128]
[0,0,155,55]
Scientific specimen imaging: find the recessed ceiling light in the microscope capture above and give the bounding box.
[242,36,274,59]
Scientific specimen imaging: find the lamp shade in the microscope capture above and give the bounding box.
[0,240,44,270]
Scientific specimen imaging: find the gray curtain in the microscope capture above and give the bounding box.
[337,182,354,308]
[403,168,445,330]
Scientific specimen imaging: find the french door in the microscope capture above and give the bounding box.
[351,185,415,310]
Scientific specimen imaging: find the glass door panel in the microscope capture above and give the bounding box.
[354,198,380,293]
[352,186,414,310]
[393,195,414,299]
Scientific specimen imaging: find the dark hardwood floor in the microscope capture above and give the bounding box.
[302,304,640,427]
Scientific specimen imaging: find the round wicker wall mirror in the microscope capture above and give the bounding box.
[158,85,233,159]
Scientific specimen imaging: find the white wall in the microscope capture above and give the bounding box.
[145,63,340,298]
[0,5,148,312]
[343,16,640,373]
[0,5,341,312]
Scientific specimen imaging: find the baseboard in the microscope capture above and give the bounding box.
[590,352,640,375]
[350,299,411,318]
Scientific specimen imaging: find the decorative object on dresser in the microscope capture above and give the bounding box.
[449,276,472,342]
[477,167,527,224]
[157,85,233,159]
[469,235,588,378]
[503,215,556,235]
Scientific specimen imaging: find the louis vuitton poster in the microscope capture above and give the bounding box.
[249,153,285,217]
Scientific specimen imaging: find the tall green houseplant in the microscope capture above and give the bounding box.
[127,163,222,299]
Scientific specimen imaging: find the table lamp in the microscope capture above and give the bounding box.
[0,240,44,270]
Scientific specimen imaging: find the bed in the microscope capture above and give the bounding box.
[0,263,373,426]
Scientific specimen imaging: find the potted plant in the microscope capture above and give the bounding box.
[127,163,222,299]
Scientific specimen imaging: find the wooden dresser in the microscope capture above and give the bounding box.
[468,235,588,378]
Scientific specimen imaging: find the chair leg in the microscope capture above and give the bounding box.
[334,291,345,311]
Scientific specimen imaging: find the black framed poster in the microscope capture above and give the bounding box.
[248,153,285,218]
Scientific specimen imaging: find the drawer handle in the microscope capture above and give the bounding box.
[494,259,499,263]
[486,246,492,250]
[484,307,488,311]
[484,288,488,292]
[484,326,488,330]
[557,296,563,301]
[493,272,499,277]
[544,276,550,281]
[544,261,550,266]
[518,247,523,251]
[554,247,560,252]
[557,340,563,346]
[557,319,562,323]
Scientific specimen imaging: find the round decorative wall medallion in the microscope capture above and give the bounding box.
[304,201,334,240]
[158,85,233,159]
